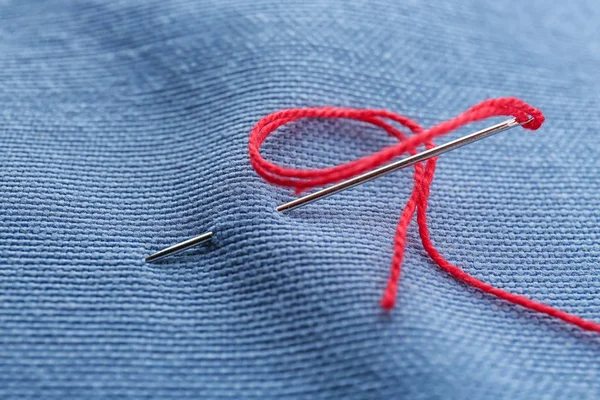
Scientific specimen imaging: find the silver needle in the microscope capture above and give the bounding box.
[146,117,531,262]
[277,117,531,213]
[145,231,213,263]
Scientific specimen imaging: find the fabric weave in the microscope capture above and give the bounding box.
[1,1,599,399]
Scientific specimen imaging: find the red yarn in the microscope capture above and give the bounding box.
[249,97,600,333]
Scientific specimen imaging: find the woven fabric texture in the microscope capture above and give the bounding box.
[1,1,599,399]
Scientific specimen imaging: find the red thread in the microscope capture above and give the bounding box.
[249,97,600,333]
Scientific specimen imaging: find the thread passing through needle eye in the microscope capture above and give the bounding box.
[146,109,532,263]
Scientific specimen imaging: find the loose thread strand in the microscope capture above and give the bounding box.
[249,97,600,333]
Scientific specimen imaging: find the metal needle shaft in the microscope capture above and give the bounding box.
[145,117,531,262]
[145,231,213,263]
[277,117,530,213]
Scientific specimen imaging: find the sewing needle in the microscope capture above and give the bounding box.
[277,117,531,212]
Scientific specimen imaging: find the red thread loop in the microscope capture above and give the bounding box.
[249,97,600,333]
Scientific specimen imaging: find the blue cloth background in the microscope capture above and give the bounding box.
[1,0,599,398]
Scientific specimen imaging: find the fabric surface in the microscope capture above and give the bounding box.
[1,1,599,398]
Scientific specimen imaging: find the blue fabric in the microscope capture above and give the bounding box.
[1,1,600,398]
